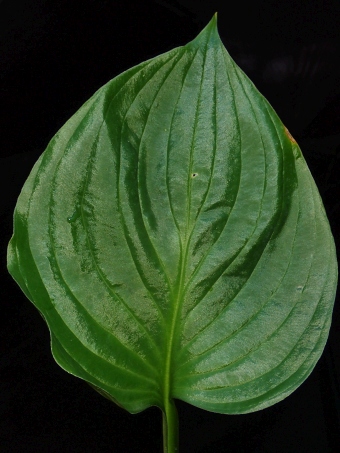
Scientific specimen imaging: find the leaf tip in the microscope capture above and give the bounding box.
[206,12,219,38]
[187,13,221,49]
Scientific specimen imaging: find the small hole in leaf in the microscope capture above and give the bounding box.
[67,208,80,223]
[192,173,198,178]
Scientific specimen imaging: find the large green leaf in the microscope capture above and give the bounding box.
[7,14,337,451]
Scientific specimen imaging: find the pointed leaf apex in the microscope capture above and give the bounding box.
[186,13,221,49]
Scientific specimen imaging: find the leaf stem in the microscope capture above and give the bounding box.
[162,399,179,453]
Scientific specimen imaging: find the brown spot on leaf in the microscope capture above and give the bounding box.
[284,126,297,144]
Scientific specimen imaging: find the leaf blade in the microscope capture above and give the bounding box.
[8,15,337,419]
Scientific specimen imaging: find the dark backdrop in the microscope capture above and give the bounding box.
[1,0,339,452]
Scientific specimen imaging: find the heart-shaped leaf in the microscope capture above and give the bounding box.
[7,15,337,452]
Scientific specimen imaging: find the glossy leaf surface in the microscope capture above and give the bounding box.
[8,16,337,419]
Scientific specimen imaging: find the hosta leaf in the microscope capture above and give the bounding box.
[7,14,337,449]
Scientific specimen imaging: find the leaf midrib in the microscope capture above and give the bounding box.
[162,29,212,409]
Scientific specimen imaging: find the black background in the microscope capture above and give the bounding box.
[1,0,340,452]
